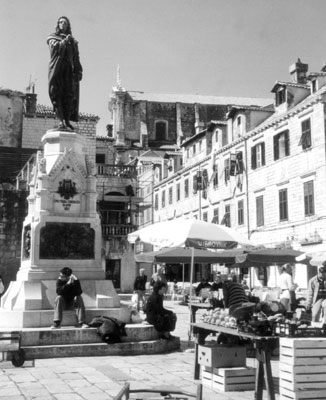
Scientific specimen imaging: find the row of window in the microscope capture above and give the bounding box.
[213,180,314,228]
[229,180,314,228]
[256,180,314,227]
[155,180,315,229]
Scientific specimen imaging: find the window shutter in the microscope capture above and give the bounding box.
[230,155,237,176]
[274,135,279,160]
[224,159,230,183]
[261,143,266,166]
[202,169,208,189]
[285,130,290,156]
[251,146,257,169]
[236,151,244,174]
[212,164,218,188]
[193,174,198,194]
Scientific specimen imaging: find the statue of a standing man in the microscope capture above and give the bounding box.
[47,16,83,130]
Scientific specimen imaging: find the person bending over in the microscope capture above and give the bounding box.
[52,267,88,329]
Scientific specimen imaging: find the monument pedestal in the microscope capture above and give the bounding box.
[0,129,123,328]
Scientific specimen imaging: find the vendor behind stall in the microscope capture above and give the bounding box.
[209,273,224,309]
[223,278,248,309]
[279,263,297,312]
[195,277,211,297]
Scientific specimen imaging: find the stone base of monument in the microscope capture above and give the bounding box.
[0,279,124,328]
[1,324,180,361]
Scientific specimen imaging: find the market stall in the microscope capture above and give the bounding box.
[192,322,277,400]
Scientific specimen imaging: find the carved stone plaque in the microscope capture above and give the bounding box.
[39,222,95,259]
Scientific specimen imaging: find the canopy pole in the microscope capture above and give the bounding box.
[188,247,195,341]
[182,263,185,291]
[190,247,195,302]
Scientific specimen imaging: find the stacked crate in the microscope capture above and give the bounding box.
[280,337,326,400]
[202,365,256,392]
[198,343,255,392]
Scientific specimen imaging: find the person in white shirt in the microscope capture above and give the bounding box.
[279,264,297,312]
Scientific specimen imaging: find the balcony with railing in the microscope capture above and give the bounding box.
[96,164,137,179]
[101,223,137,238]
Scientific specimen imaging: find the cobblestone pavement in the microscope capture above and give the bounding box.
[0,300,280,399]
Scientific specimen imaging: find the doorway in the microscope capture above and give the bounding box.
[105,259,121,289]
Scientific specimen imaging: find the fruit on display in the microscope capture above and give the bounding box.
[200,308,237,329]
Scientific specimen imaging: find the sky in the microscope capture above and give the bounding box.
[1,0,326,135]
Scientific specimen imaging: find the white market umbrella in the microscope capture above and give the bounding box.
[128,218,254,250]
[128,218,255,339]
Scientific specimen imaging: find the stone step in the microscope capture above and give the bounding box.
[19,324,160,346]
[21,337,180,359]
[0,307,133,329]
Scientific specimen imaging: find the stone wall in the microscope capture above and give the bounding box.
[0,189,28,288]
[22,116,98,163]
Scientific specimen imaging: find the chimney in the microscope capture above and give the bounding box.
[25,92,37,116]
[194,103,204,134]
[289,58,308,84]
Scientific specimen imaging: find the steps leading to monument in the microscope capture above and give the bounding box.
[3,324,180,361]
[19,324,161,346]
[22,337,180,359]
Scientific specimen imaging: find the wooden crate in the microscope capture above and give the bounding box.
[201,367,213,389]
[280,363,326,391]
[198,344,246,368]
[279,337,326,399]
[280,337,326,365]
[280,387,326,400]
[201,366,255,392]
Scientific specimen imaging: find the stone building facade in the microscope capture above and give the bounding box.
[151,59,326,289]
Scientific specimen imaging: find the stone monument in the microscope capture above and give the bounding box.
[0,129,126,328]
[0,16,126,328]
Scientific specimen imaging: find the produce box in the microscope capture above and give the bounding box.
[280,337,326,366]
[198,344,246,368]
[279,337,326,400]
[280,387,326,400]
[201,366,255,392]
[276,322,326,337]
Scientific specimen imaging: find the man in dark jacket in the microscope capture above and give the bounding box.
[307,264,326,324]
[52,267,87,329]
[146,281,176,339]
[133,268,147,311]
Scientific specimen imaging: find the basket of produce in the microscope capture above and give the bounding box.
[275,322,326,337]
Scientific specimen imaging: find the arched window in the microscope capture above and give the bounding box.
[155,120,168,140]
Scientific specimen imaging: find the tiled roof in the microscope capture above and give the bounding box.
[127,91,273,107]
[164,151,182,156]
[307,72,326,79]
[25,103,99,120]
[138,150,166,159]
[227,104,274,118]
[271,81,310,92]
[210,120,228,125]
[181,130,206,147]
[245,85,326,139]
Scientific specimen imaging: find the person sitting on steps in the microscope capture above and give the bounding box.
[146,281,177,340]
[51,267,88,329]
